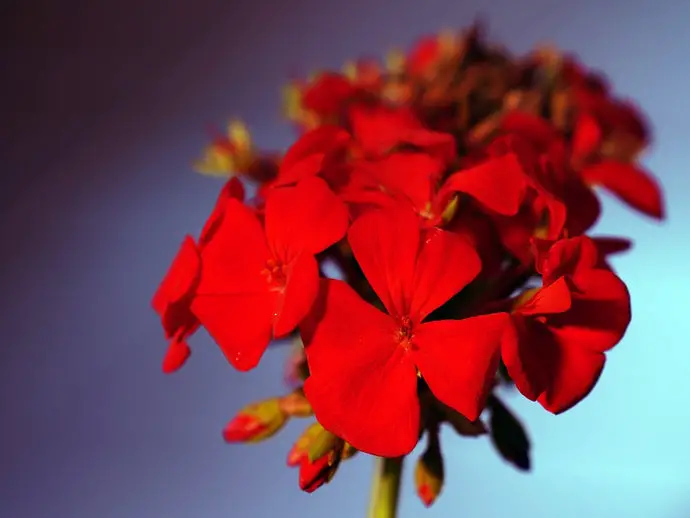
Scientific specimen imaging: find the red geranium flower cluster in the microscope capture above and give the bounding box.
[153,25,664,510]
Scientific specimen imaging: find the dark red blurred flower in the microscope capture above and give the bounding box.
[301,72,360,119]
[347,103,457,162]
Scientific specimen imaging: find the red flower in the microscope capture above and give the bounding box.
[152,178,245,373]
[473,135,568,263]
[574,91,650,152]
[190,177,348,371]
[343,150,530,227]
[274,104,458,190]
[302,208,510,457]
[495,115,600,235]
[498,108,663,223]
[502,236,631,413]
[301,72,360,119]
[348,103,456,163]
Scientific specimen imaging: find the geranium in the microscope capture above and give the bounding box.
[152,23,664,517]
[302,208,510,458]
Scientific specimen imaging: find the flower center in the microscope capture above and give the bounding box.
[419,202,435,220]
[262,259,287,290]
[396,316,415,351]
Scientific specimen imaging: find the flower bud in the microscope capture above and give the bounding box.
[222,398,288,443]
[286,422,323,467]
[298,447,342,493]
[287,422,344,493]
[279,389,313,418]
[414,438,445,507]
[307,427,341,463]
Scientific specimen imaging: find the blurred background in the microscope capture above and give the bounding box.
[1,0,688,517]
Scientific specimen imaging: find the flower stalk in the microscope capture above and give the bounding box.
[368,456,404,518]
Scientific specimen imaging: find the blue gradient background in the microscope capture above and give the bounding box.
[2,1,688,517]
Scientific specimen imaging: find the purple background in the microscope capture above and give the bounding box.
[2,1,688,517]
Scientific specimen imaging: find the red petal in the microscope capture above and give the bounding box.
[162,333,192,373]
[273,153,325,187]
[491,210,537,264]
[218,177,246,205]
[414,314,509,421]
[276,126,351,186]
[273,252,319,337]
[368,152,439,213]
[192,292,275,371]
[516,277,571,316]
[192,199,275,371]
[533,236,599,283]
[580,161,664,219]
[504,313,609,413]
[339,176,399,211]
[200,179,245,245]
[441,153,528,216]
[197,199,269,295]
[303,280,419,457]
[302,73,356,116]
[571,113,602,161]
[350,104,451,159]
[152,236,200,313]
[410,227,481,320]
[537,342,606,414]
[551,269,631,352]
[501,317,558,401]
[560,176,601,235]
[591,236,632,256]
[591,236,632,269]
[407,36,441,76]
[401,127,457,164]
[265,177,349,259]
[347,207,419,317]
[349,104,408,154]
[500,112,559,150]
[530,237,555,269]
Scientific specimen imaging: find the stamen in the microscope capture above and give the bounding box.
[419,202,435,220]
[261,259,288,290]
[396,316,415,351]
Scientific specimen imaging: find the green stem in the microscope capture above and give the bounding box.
[367,456,404,518]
